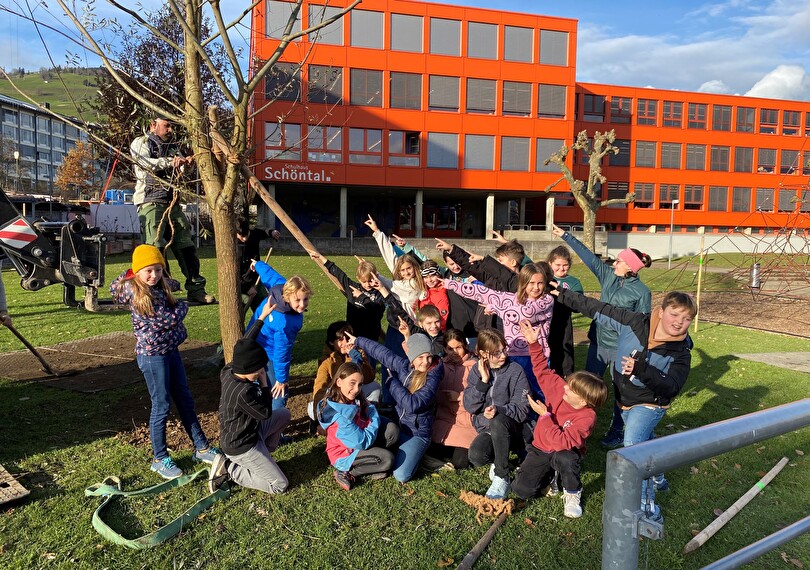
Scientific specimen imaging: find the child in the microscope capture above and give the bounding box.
[317,362,401,490]
[418,260,450,330]
[512,320,608,518]
[397,304,445,357]
[111,244,220,479]
[246,260,313,410]
[236,221,279,316]
[210,301,291,494]
[463,328,530,499]
[426,329,478,470]
[436,238,527,293]
[546,245,584,378]
[350,331,444,483]
[444,262,555,398]
[309,322,380,421]
[552,286,697,522]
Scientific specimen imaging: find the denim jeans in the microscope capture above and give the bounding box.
[137,349,208,460]
[586,341,624,435]
[468,414,523,479]
[621,404,667,510]
[392,433,430,483]
[381,326,406,404]
[510,355,542,401]
[265,362,288,411]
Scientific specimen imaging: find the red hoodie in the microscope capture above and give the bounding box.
[418,284,450,330]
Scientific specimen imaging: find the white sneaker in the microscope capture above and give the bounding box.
[485,475,511,500]
[488,463,496,481]
[563,489,583,518]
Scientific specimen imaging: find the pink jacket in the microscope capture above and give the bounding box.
[431,354,478,448]
[444,279,553,359]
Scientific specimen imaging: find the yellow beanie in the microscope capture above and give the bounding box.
[132,244,165,274]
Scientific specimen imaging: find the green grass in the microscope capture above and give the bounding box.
[0,251,808,569]
[0,69,99,117]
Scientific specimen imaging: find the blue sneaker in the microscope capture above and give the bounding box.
[151,457,183,479]
[652,474,669,492]
[600,429,624,449]
[485,475,511,500]
[193,447,221,464]
[645,504,664,524]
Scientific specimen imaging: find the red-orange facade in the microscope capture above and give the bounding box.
[250,0,810,237]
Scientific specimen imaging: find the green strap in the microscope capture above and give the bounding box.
[85,468,229,549]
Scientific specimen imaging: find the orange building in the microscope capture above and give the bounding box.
[250,0,810,238]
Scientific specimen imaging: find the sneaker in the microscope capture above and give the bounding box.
[151,457,183,480]
[193,446,221,464]
[652,474,669,492]
[600,430,624,449]
[208,454,230,493]
[547,471,561,497]
[421,455,451,473]
[367,472,389,481]
[278,433,294,446]
[485,475,511,500]
[334,470,355,491]
[644,504,664,524]
[563,489,583,518]
[488,463,496,482]
[188,291,217,305]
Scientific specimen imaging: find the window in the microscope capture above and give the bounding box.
[554,192,575,207]
[267,1,301,39]
[610,97,632,123]
[391,13,422,52]
[536,138,564,172]
[687,103,706,129]
[734,147,753,173]
[427,132,458,168]
[607,182,630,207]
[611,139,630,167]
[662,101,682,127]
[504,26,533,62]
[349,128,382,164]
[37,116,49,130]
[633,183,654,208]
[755,188,774,211]
[502,82,531,116]
[464,135,494,170]
[307,126,342,162]
[37,132,49,148]
[539,30,567,65]
[20,112,33,129]
[710,145,729,171]
[265,63,300,102]
[308,65,342,104]
[803,151,810,175]
[783,111,801,135]
[538,84,566,118]
[390,73,421,110]
[759,108,778,134]
[684,185,704,210]
[428,76,459,112]
[466,79,496,114]
[757,148,776,173]
[635,141,656,167]
[265,122,301,161]
[308,5,342,45]
[349,69,382,107]
[430,18,460,56]
[52,121,64,136]
[500,137,529,171]
[388,130,420,166]
[778,189,796,212]
[659,184,680,206]
[736,107,755,132]
[712,105,731,131]
[732,187,751,212]
[65,125,79,139]
[806,112,810,136]
[637,99,657,125]
[351,10,383,48]
[467,22,497,59]
[660,143,681,169]
[781,150,798,174]
[686,144,705,170]
[801,191,810,213]
[583,94,605,122]
[708,186,728,211]
[20,129,34,144]
[51,136,64,151]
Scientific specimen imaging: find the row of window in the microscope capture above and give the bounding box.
[2,108,81,139]
[266,64,567,117]
[583,95,810,135]
[267,2,569,65]
[613,140,810,174]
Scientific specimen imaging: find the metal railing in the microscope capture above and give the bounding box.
[602,398,810,569]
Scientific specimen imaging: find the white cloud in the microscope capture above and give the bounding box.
[698,79,732,94]
[745,65,810,101]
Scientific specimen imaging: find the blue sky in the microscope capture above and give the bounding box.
[2,0,810,100]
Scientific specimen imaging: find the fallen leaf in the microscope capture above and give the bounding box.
[405,488,415,496]
[713,508,724,517]
[796,450,805,456]
[756,471,767,477]
[756,446,766,454]
[690,529,700,537]
[690,466,700,475]
[524,517,535,528]
[791,558,804,568]
[665,423,675,429]
[734,464,741,469]
[41,553,56,560]
[710,459,719,470]
[436,491,447,498]
[437,557,454,568]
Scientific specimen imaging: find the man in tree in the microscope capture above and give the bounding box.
[130,116,215,304]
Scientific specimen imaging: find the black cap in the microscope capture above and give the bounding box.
[231,338,269,374]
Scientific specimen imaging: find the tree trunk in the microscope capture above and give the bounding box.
[582,206,597,252]
[210,202,243,361]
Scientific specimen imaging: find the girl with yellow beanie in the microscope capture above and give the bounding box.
[111,244,221,479]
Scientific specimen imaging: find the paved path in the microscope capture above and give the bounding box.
[733,352,810,374]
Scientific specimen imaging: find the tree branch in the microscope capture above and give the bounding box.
[106,0,182,52]
[201,1,262,48]
[209,0,246,93]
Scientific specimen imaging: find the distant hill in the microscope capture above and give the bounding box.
[0,68,102,119]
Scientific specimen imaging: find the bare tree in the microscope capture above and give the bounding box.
[6,0,360,359]
[543,129,634,251]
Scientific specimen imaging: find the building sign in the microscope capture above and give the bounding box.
[263,163,333,183]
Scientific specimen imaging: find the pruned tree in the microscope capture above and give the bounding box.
[543,129,635,251]
[3,0,361,359]
[54,141,96,200]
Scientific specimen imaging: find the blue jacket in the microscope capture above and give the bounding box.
[356,337,443,439]
[318,399,380,471]
[246,261,303,385]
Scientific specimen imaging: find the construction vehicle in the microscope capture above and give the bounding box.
[0,188,113,311]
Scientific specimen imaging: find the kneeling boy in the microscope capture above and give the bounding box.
[512,320,607,518]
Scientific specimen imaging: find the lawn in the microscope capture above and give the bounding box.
[0,70,98,118]
[0,249,808,569]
